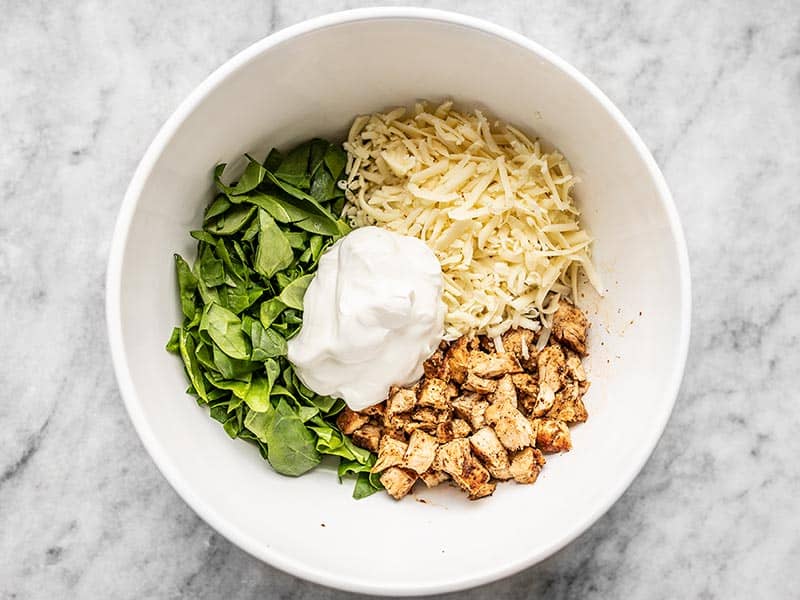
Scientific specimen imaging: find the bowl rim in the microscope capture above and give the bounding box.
[106,6,692,596]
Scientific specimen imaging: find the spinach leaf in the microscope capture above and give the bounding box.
[308,139,329,176]
[166,327,180,353]
[205,204,256,236]
[259,298,286,328]
[264,399,321,476]
[278,274,313,310]
[247,317,287,360]
[324,144,347,181]
[254,210,294,278]
[215,160,266,196]
[200,303,250,360]
[204,195,231,222]
[179,329,207,402]
[174,254,199,319]
[274,141,311,188]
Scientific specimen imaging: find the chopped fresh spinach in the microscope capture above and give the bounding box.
[167,139,379,497]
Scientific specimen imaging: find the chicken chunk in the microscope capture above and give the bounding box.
[552,300,589,355]
[452,394,489,430]
[387,387,417,414]
[422,342,447,378]
[491,374,518,408]
[509,447,546,484]
[379,466,418,500]
[351,423,382,452]
[452,419,472,438]
[511,373,539,396]
[360,403,384,418]
[470,427,512,480]
[468,351,523,379]
[419,469,450,488]
[468,481,497,500]
[501,328,537,366]
[434,439,493,498]
[403,430,439,474]
[463,372,498,394]
[547,382,588,423]
[336,407,370,435]
[534,345,566,416]
[565,350,587,382]
[417,377,450,410]
[491,412,534,451]
[532,418,573,452]
[371,436,409,473]
[442,336,471,383]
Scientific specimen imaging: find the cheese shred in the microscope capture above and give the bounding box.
[342,101,602,339]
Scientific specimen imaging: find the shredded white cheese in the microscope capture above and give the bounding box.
[342,101,602,340]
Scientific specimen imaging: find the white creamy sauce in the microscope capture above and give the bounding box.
[287,226,445,411]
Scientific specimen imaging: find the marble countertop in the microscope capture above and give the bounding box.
[2,1,798,598]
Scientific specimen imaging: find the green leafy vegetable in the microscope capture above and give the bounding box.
[167,138,376,497]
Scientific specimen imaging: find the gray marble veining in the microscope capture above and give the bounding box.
[1,1,799,598]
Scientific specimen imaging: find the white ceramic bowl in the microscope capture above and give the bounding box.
[107,8,690,596]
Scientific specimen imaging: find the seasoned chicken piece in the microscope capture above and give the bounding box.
[371,436,409,473]
[534,345,566,416]
[379,466,418,500]
[463,372,498,394]
[422,342,447,378]
[403,420,437,436]
[501,328,536,366]
[552,300,589,355]
[565,350,587,382]
[403,430,439,474]
[387,387,417,414]
[468,481,497,500]
[383,408,411,437]
[451,394,489,430]
[434,439,493,499]
[470,427,512,480]
[436,421,455,443]
[360,403,384,418]
[511,373,538,396]
[419,468,450,488]
[509,447,546,484]
[417,377,450,410]
[442,336,471,383]
[351,424,382,452]
[532,418,572,452]
[491,412,534,451]
[336,407,370,435]
[451,419,472,438]
[412,407,439,423]
[513,373,538,416]
[488,375,518,412]
[547,382,588,423]
[468,351,523,379]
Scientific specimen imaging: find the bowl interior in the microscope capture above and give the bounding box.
[110,12,689,595]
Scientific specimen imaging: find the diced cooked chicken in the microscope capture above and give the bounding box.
[403,420,437,436]
[336,408,370,435]
[501,328,537,365]
[403,430,439,474]
[379,466,418,500]
[351,424,382,452]
[565,350,587,382]
[468,481,497,500]
[417,377,450,410]
[412,407,439,423]
[434,439,493,499]
[419,469,450,488]
[511,373,538,396]
[487,375,518,412]
[532,418,572,452]
[435,417,468,443]
[509,447,546,484]
[371,436,409,473]
[387,387,417,414]
[470,427,511,480]
[422,342,447,378]
[534,345,566,416]
[359,403,384,418]
[468,351,523,379]
[492,412,534,451]
[462,372,497,394]
[442,336,471,383]
[451,394,489,430]
[547,382,588,423]
[451,419,472,438]
[552,300,589,355]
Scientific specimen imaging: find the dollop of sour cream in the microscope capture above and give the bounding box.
[287,226,445,411]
